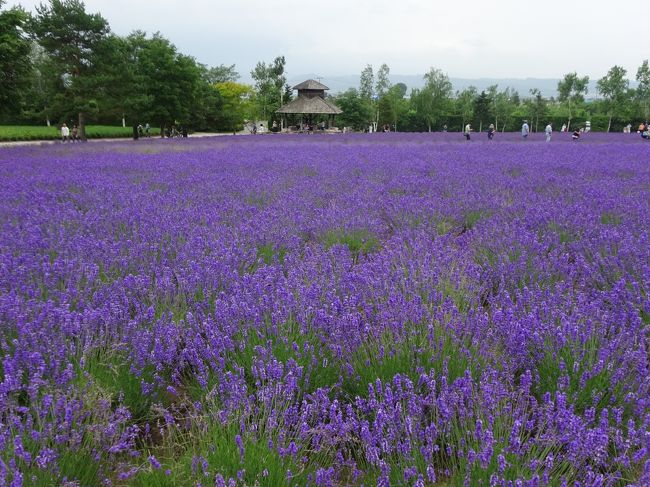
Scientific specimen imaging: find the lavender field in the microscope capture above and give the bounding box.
[1,133,649,486]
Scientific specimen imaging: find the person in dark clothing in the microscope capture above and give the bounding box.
[133,123,139,140]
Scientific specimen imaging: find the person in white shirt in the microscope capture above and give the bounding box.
[61,123,70,142]
[464,123,471,140]
[545,123,552,142]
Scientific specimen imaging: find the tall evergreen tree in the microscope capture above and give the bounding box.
[29,0,110,140]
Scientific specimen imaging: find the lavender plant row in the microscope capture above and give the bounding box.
[0,133,649,486]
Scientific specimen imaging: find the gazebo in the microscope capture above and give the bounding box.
[276,79,342,130]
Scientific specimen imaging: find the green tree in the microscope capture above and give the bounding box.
[497,88,519,131]
[557,72,589,130]
[21,44,59,125]
[91,33,148,126]
[412,67,452,132]
[204,64,239,84]
[29,0,110,140]
[90,31,207,131]
[334,88,373,131]
[456,87,477,130]
[192,65,223,131]
[375,63,391,97]
[214,81,253,132]
[251,55,289,123]
[528,88,548,132]
[597,65,629,132]
[636,60,650,121]
[378,84,407,130]
[0,0,33,119]
[359,64,374,100]
[473,90,491,132]
[487,85,519,131]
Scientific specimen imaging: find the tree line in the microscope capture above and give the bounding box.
[333,63,650,133]
[0,0,287,139]
[2,0,649,136]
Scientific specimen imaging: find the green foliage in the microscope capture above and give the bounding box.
[250,55,289,123]
[0,124,159,141]
[29,0,111,139]
[474,90,492,128]
[77,349,157,421]
[375,63,391,97]
[342,321,484,400]
[132,411,326,486]
[600,212,622,225]
[203,63,239,84]
[359,64,374,99]
[231,317,338,395]
[323,229,380,263]
[636,60,650,120]
[597,66,630,132]
[411,67,453,131]
[257,243,287,266]
[334,88,373,130]
[557,72,590,129]
[532,335,631,422]
[214,81,254,132]
[526,88,549,132]
[4,433,104,486]
[457,86,478,125]
[123,32,203,130]
[378,84,408,129]
[0,1,33,117]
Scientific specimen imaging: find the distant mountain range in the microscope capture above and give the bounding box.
[278,74,618,99]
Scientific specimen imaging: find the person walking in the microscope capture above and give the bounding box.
[71,124,78,142]
[521,120,530,139]
[464,123,471,140]
[487,123,495,140]
[61,123,69,143]
[545,122,552,142]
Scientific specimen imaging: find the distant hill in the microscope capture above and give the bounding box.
[280,74,611,99]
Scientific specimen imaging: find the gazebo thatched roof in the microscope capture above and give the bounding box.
[292,79,330,91]
[276,95,342,115]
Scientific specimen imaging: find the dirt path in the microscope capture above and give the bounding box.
[0,132,227,148]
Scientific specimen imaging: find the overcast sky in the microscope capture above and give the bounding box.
[12,0,644,81]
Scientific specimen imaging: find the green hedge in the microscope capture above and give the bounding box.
[0,125,161,142]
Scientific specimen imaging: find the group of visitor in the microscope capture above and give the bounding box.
[463,120,592,142]
[134,123,151,138]
[60,123,79,142]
